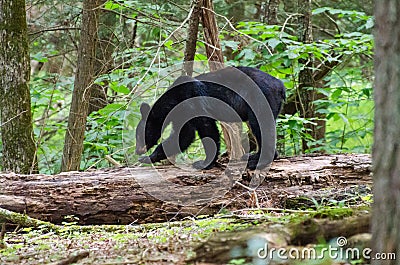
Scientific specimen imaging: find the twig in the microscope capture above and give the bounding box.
[234,180,255,192]
[125,5,195,98]
[29,27,80,36]
[165,0,189,12]
[201,7,273,55]
[105,155,122,167]
[280,13,302,39]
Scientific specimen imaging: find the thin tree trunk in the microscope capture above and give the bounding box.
[201,0,245,160]
[372,0,400,264]
[88,0,117,115]
[201,0,224,66]
[61,0,101,172]
[183,0,202,76]
[296,0,316,152]
[265,0,280,24]
[0,0,38,174]
[296,0,328,152]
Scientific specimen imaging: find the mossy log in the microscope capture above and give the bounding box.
[193,212,371,263]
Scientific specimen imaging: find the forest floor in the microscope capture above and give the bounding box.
[0,154,373,265]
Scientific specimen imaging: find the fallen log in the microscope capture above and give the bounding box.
[192,212,371,263]
[0,154,372,225]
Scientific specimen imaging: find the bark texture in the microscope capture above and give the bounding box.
[296,0,318,152]
[265,0,280,25]
[0,154,371,225]
[61,0,101,171]
[0,0,38,174]
[183,0,202,76]
[201,0,245,160]
[372,0,400,264]
[201,0,224,66]
[88,0,117,115]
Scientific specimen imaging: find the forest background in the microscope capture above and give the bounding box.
[0,0,374,174]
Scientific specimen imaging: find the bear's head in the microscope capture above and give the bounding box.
[135,103,161,155]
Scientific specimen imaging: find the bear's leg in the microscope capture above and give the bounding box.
[192,118,220,169]
[246,113,262,170]
[142,123,196,164]
[246,113,277,170]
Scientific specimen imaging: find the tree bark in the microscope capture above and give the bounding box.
[87,0,117,115]
[183,0,202,76]
[61,0,101,172]
[0,154,371,225]
[201,0,245,161]
[201,0,224,66]
[0,0,38,174]
[296,0,327,152]
[265,0,280,25]
[372,0,400,264]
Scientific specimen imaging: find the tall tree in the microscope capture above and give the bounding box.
[61,0,101,171]
[88,0,117,115]
[264,0,280,24]
[372,0,400,264]
[201,0,245,161]
[296,0,316,152]
[183,0,202,76]
[0,0,38,174]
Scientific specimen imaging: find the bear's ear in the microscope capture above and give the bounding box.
[140,103,151,118]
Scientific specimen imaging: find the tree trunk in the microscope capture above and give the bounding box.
[372,0,400,264]
[201,0,224,65]
[0,0,38,174]
[61,0,101,172]
[296,0,319,152]
[87,0,117,115]
[201,0,245,160]
[183,0,202,76]
[0,154,371,225]
[265,0,280,24]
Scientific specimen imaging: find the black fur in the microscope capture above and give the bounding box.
[135,66,286,170]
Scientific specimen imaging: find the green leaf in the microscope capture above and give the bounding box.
[331,89,342,100]
[110,82,130,94]
[362,88,371,98]
[338,113,349,124]
[164,40,173,49]
[312,7,330,15]
[31,52,48,63]
[267,38,282,49]
[365,17,374,29]
[98,103,125,116]
[287,50,300,59]
[194,53,208,61]
[223,40,239,50]
[239,48,256,61]
[104,1,121,10]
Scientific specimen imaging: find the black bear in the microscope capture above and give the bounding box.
[135,66,286,170]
